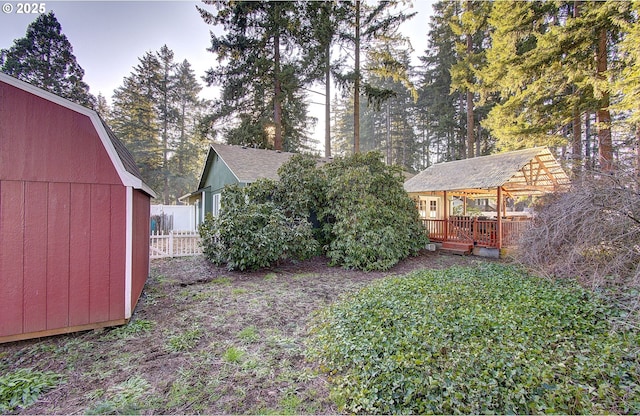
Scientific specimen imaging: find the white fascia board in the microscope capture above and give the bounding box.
[125,186,133,319]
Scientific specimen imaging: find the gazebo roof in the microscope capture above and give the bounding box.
[404,147,570,197]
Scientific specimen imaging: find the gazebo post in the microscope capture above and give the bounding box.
[496,186,503,249]
[443,190,449,241]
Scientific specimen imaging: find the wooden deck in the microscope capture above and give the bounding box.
[422,216,532,249]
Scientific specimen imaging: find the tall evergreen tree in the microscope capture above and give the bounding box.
[0,11,95,107]
[169,59,209,201]
[300,1,352,157]
[198,1,313,152]
[481,1,625,173]
[481,1,564,149]
[416,1,467,165]
[157,45,178,203]
[110,47,208,203]
[334,0,416,154]
[363,28,419,170]
[450,0,492,159]
[111,52,163,194]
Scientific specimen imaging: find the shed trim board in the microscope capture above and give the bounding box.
[0,319,128,344]
[125,186,133,319]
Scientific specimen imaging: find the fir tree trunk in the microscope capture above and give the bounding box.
[325,43,331,158]
[572,106,582,177]
[596,27,613,172]
[465,12,474,159]
[354,0,361,154]
[274,29,283,151]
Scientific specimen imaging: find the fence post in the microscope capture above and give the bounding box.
[473,217,478,243]
[168,230,174,258]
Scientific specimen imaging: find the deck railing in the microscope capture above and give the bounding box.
[421,217,532,249]
[501,219,532,247]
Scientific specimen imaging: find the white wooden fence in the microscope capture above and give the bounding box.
[149,230,202,259]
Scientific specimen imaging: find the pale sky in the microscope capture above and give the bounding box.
[0,0,435,147]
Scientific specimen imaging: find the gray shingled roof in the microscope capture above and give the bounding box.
[100,118,144,181]
[404,147,570,196]
[212,143,296,183]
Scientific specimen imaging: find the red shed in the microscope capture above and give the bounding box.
[0,73,156,343]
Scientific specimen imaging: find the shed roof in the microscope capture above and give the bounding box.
[100,118,145,182]
[0,72,156,198]
[404,147,570,196]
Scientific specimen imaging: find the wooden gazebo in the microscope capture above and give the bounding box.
[404,147,570,255]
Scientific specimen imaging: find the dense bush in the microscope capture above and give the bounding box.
[200,151,428,271]
[199,182,319,271]
[321,153,428,270]
[307,263,640,414]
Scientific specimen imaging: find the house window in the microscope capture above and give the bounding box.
[212,193,221,217]
[416,199,427,218]
[429,200,437,218]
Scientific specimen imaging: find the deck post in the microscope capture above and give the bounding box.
[496,187,503,249]
[473,216,478,242]
[443,191,449,240]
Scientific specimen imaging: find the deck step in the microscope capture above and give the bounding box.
[440,241,473,255]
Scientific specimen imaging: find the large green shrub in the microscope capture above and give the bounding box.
[274,154,326,219]
[200,151,428,271]
[307,263,640,414]
[198,182,319,271]
[321,152,428,270]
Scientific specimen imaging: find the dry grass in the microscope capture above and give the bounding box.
[0,252,487,414]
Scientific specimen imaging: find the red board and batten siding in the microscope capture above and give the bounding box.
[0,76,152,342]
[131,189,151,313]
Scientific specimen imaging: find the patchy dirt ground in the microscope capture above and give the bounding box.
[0,251,493,414]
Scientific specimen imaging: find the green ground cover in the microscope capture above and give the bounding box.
[2,256,638,414]
[308,263,640,414]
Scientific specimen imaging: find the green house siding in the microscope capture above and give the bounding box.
[204,153,240,194]
[184,144,301,227]
[198,154,254,221]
